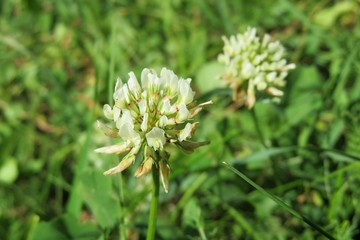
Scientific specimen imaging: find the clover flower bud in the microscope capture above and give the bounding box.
[95,67,212,192]
[218,27,296,108]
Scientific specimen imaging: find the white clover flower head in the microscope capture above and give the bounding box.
[95,67,212,192]
[218,27,296,108]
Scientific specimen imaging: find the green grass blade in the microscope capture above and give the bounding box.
[223,162,336,240]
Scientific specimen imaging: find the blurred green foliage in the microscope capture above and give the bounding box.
[0,0,359,239]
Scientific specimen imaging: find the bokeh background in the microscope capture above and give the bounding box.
[1,0,359,239]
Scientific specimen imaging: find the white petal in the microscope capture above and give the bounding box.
[160,98,171,114]
[279,71,288,80]
[128,71,141,98]
[114,85,130,107]
[141,68,150,89]
[179,123,192,142]
[161,68,178,94]
[116,109,133,130]
[148,72,160,91]
[287,63,296,70]
[166,117,177,125]
[176,103,189,122]
[103,104,113,120]
[160,67,168,77]
[256,81,267,91]
[178,79,194,104]
[158,115,168,127]
[113,89,120,103]
[113,107,121,122]
[169,103,178,114]
[138,99,147,115]
[253,74,264,84]
[146,127,166,151]
[148,71,156,84]
[122,84,131,103]
[119,123,141,146]
[141,113,148,132]
[160,67,170,86]
[114,77,123,91]
[262,34,271,47]
[267,72,277,82]
[168,73,179,97]
[95,142,130,154]
[267,87,283,96]
[241,61,255,79]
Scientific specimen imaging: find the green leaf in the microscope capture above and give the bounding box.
[182,199,202,228]
[182,199,207,240]
[0,157,18,184]
[79,170,121,229]
[29,214,100,240]
[285,66,324,125]
[285,93,322,125]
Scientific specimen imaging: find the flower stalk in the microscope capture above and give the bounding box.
[146,165,160,240]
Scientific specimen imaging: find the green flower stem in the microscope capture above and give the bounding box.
[146,165,160,240]
[117,173,127,240]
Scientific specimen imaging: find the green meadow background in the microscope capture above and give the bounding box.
[1,0,359,239]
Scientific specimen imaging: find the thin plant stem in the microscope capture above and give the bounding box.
[117,173,127,240]
[198,225,207,240]
[146,165,160,240]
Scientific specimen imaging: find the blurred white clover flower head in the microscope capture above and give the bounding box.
[95,67,212,192]
[218,27,296,108]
